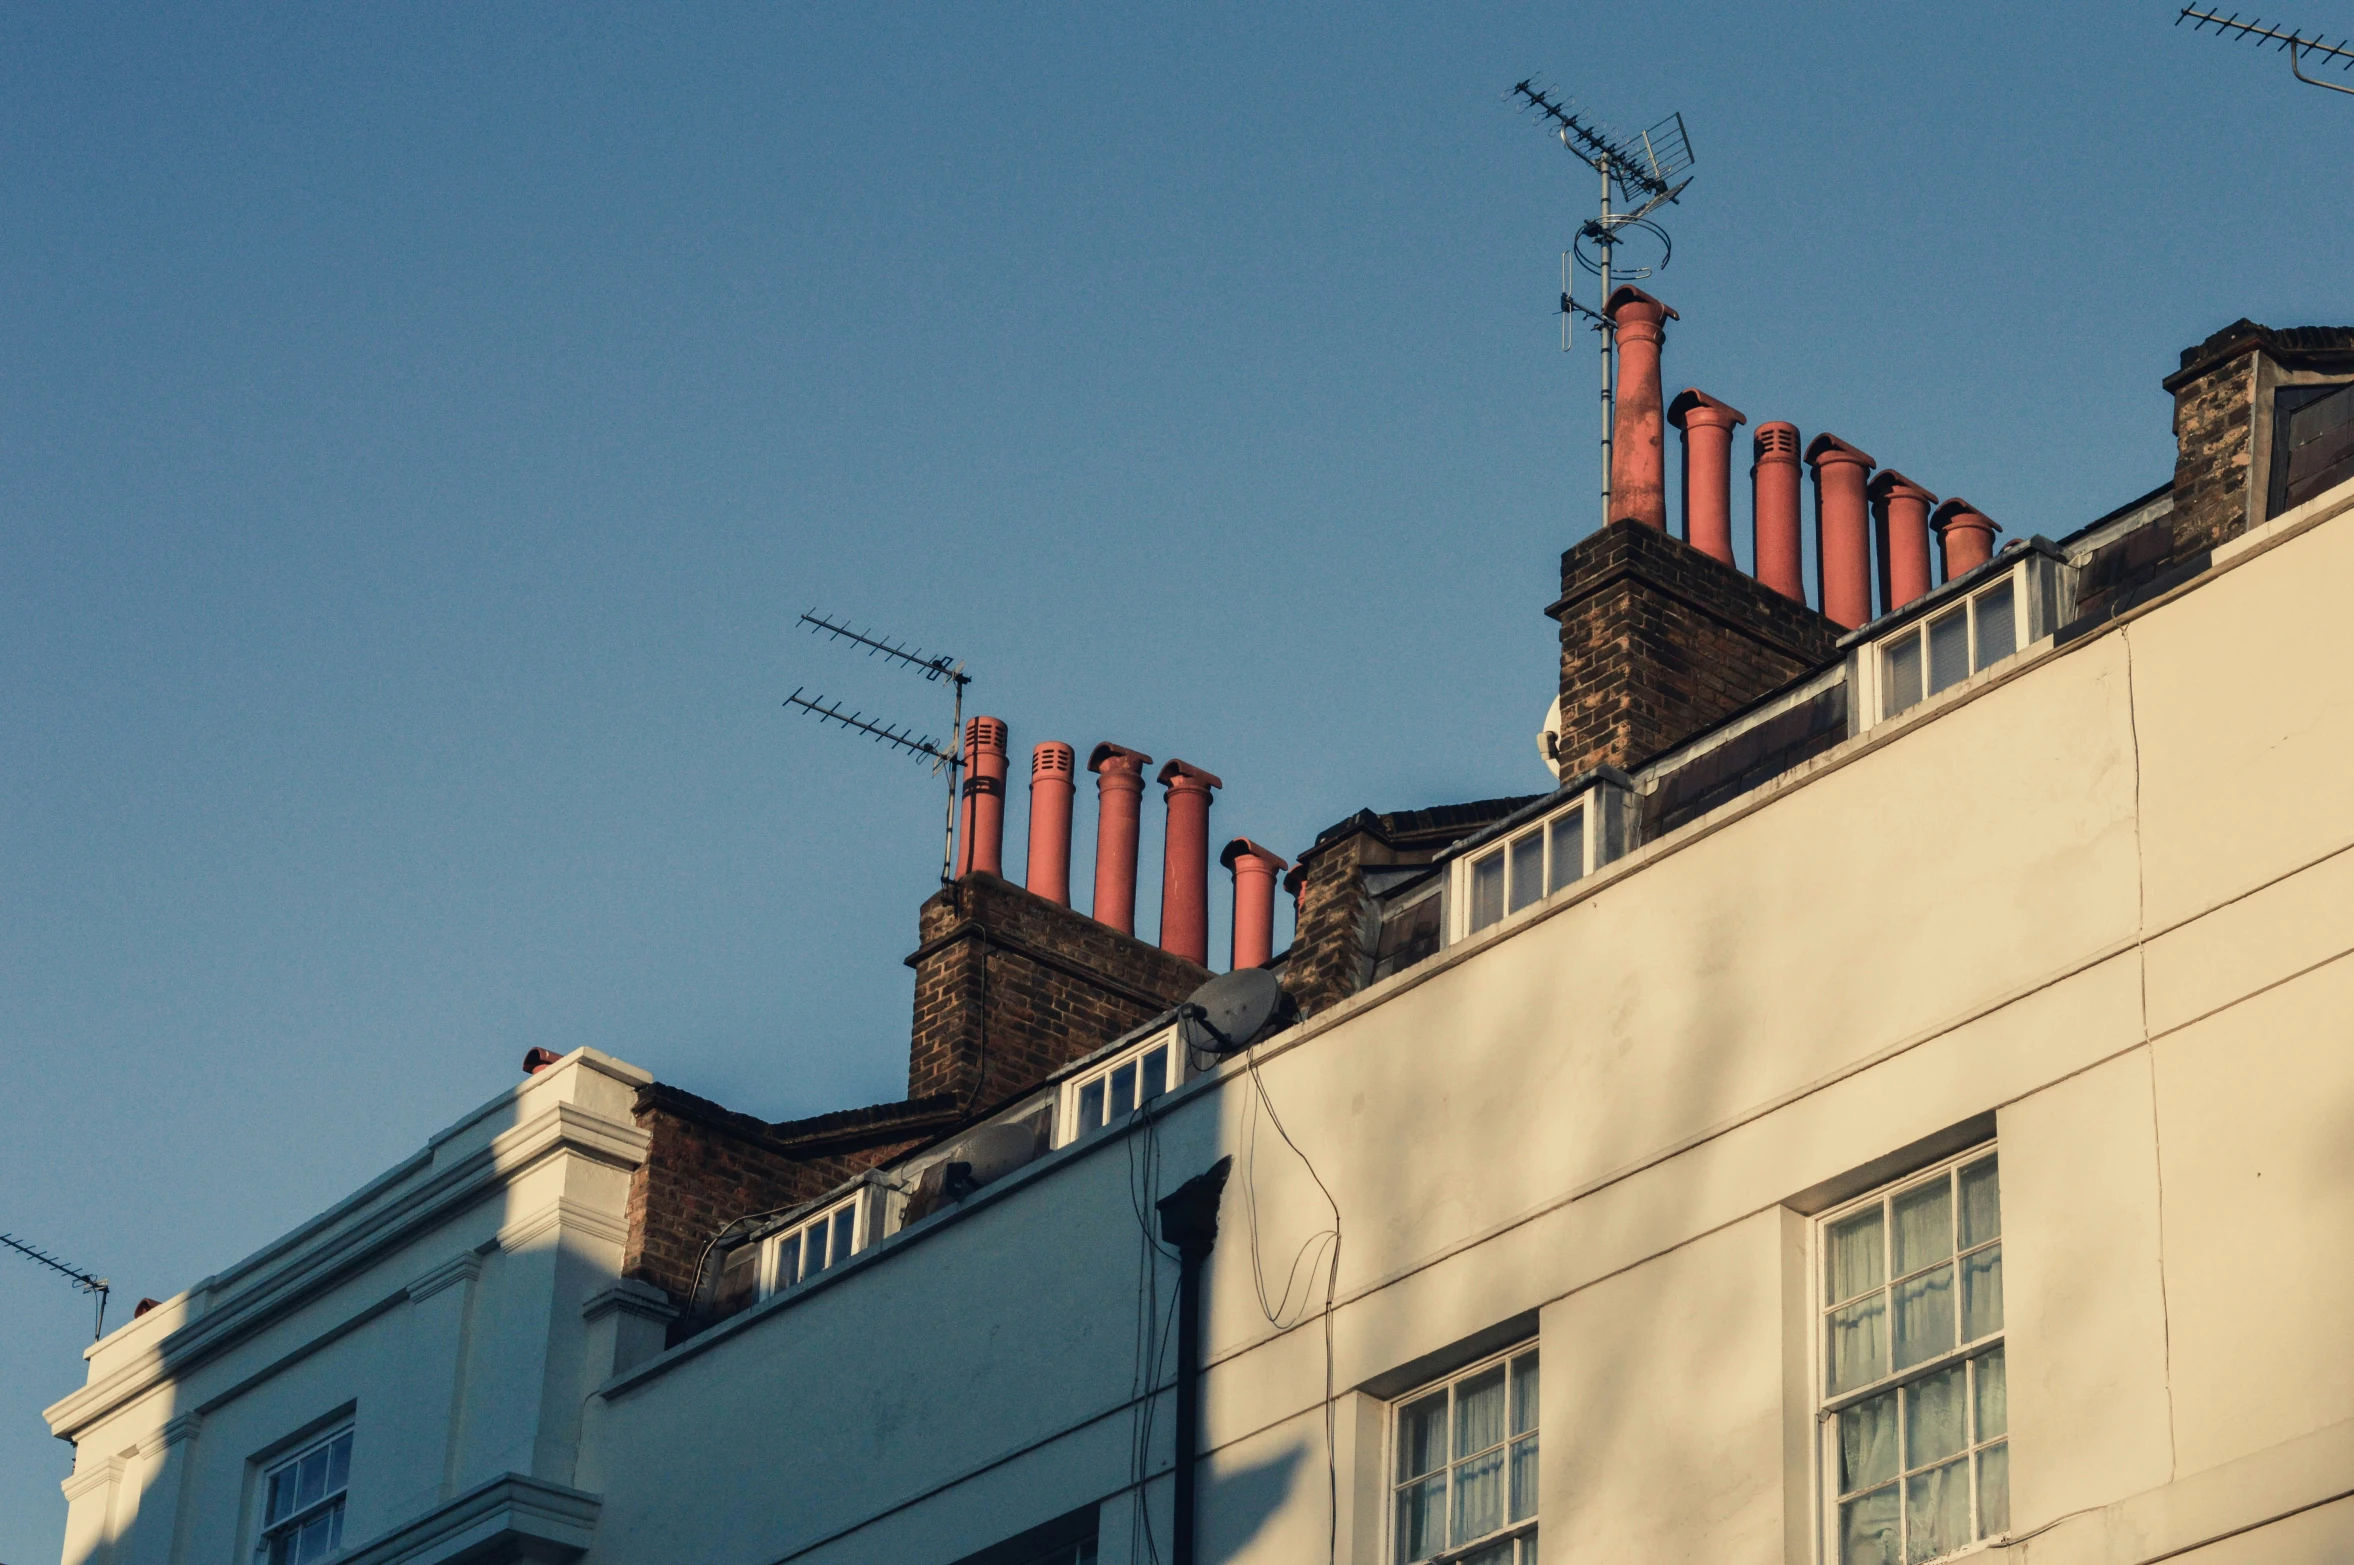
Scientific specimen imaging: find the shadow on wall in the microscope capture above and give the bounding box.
[1198,1438,1307,1563]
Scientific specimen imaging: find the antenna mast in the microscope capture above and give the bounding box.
[2,1231,111,1340]
[787,611,972,884]
[1508,81,1696,530]
[2177,6,2354,94]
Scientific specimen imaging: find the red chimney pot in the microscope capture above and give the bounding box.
[1932,498,2003,580]
[1668,388,1748,566]
[1805,432,1878,629]
[1751,422,1806,602]
[1087,742,1153,935]
[1156,759,1223,966]
[1867,469,1939,615]
[1605,286,1679,529]
[1219,837,1289,971]
[1026,742,1076,905]
[955,717,1011,878]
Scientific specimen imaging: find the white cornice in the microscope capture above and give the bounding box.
[338,1472,601,1565]
[404,1252,485,1303]
[45,1099,649,1440]
[60,1456,124,1502]
[495,1195,631,1255]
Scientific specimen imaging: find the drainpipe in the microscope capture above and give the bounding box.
[955,717,1009,878]
[1219,838,1289,970]
[1604,286,1678,528]
[1868,469,1938,614]
[1751,422,1806,602]
[1026,742,1076,905]
[1932,498,2002,581]
[1156,760,1223,966]
[1806,433,1878,629]
[1667,388,1747,565]
[1157,1155,1234,1565]
[1087,743,1153,935]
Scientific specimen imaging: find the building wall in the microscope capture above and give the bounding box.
[47,482,2354,1565]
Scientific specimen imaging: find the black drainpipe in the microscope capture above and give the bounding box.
[1156,1155,1233,1565]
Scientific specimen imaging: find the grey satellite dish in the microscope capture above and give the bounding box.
[1178,967,1293,1056]
[949,1121,1043,1189]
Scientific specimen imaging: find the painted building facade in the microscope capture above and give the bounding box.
[43,317,2354,1565]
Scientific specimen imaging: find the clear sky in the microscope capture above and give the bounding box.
[2,4,2344,1553]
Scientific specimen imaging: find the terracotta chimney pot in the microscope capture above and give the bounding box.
[1026,742,1076,905]
[1219,838,1289,971]
[1805,432,1878,629]
[1932,498,2003,580]
[1156,759,1222,966]
[1087,742,1153,935]
[1751,422,1806,602]
[1668,388,1748,566]
[955,717,1010,878]
[1867,469,1939,615]
[1605,286,1679,529]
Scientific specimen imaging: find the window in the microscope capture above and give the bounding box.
[1880,579,2019,720]
[1465,805,1585,937]
[1392,1346,1538,1565]
[2269,381,2354,517]
[756,1194,863,1301]
[1821,1151,2007,1563]
[1058,1033,1183,1143]
[257,1427,351,1565]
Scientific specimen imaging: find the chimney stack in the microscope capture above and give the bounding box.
[1087,743,1152,936]
[1752,422,1806,603]
[1868,470,1938,614]
[1026,742,1076,905]
[955,717,1010,878]
[1220,838,1288,971]
[1668,388,1747,566]
[1806,433,1878,629]
[1605,286,1678,528]
[1932,499,2001,580]
[1156,760,1222,967]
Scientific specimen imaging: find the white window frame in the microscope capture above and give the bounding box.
[1452,796,1594,942]
[1815,1146,2008,1564]
[1054,1028,1186,1148]
[755,1189,874,1300]
[1386,1342,1540,1565]
[254,1424,353,1565]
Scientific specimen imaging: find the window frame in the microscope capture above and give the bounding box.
[1452,796,1593,942]
[1814,1145,2008,1565]
[754,1189,873,1302]
[1053,1028,1187,1148]
[1385,1342,1540,1565]
[1872,572,2023,723]
[254,1424,353,1565]
[2265,377,2354,519]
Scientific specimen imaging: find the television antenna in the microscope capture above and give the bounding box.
[785,610,972,885]
[2177,7,2354,95]
[1508,80,1697,530]
[2,1230,111,1340]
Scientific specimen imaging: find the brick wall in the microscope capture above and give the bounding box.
[2164,320,2354,557]
[1546,519,1843,775]
[622,1086,955,1303]
[1284,798,1541,1020]
[906,871,1209,1110]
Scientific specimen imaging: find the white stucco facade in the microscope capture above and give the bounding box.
[47,475,2354,1565]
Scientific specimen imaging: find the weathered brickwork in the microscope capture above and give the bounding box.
[622,1086,953,1304]
[906,871,1209,1110]
[1546,519,1843,775]
[1284,798,1539,1020]
[2164,319,2354,557]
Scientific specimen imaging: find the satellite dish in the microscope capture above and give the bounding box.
[1538,693,1567,780]
[949,1121,1044,1189]
[1178,968,1293,1057]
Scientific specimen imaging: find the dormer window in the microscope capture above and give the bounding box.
[1056,1030,1185,1146]
[1869,564,2029,725]
[1460,799,1590,939]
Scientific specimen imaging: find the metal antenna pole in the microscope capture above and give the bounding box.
[2,1231,112,1340]
[1596,151,1615,531]
[1508,82,1695,532]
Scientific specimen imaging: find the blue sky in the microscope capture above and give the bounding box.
[2,4,2345,1553]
